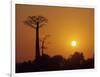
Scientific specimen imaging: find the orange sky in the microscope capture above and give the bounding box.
[16,4,94,63]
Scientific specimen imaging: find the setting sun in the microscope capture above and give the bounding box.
[71,41,77,47]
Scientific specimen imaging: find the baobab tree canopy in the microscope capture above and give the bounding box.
[24,16,48,29]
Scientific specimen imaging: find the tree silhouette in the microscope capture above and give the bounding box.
[24,16,48,61]
[40,35,50,56]
[68,52,85,68]
[71,52,84,64]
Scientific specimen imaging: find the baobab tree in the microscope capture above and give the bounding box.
[24,16,48,61]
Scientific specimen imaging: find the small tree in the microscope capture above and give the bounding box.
[40,35,50,56]
[24,16,48,61]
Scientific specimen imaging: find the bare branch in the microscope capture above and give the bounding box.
[24,21,36,29]
[28,16,37,24]
[39,23,46,28]
[37,16,48,26]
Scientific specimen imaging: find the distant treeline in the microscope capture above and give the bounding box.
[16,52,94,73]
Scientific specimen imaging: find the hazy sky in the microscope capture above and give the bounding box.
[16,4,94,63]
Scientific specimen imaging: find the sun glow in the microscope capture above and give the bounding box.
[71,41,77,47]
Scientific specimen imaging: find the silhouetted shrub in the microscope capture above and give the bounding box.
[16,52,94,73]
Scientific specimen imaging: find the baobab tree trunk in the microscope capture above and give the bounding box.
[35,22,40,60]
